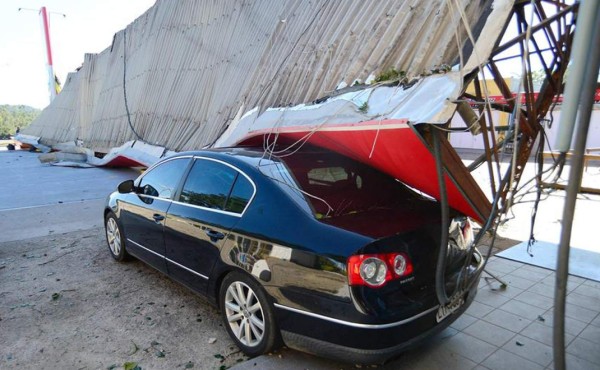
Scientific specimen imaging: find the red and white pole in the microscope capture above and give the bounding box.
[39,6,56,102]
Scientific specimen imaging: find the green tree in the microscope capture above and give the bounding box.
[0,105,41,138]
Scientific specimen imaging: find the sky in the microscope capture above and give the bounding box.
[0,0,155,109]
[0,1,585,110]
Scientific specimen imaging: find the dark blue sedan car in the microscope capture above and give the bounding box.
[104,145,482,363]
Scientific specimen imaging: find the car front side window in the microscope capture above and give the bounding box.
[179,159,238,211]
[138,158,191,199]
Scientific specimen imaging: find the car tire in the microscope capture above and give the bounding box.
[104,212,130,262]
[219,271,281,357]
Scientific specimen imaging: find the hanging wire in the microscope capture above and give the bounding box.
[448,0,506,198]
[123,28,143,141]
[432,129,451,305]
[260,85,376,159]
[500,1,571,255]
[256,72,419,220]
[434,0,505,301]
[505,0,537,215]
[449,0,563,260]
[249,0,552,307]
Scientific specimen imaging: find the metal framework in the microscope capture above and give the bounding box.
[451,3,590,369]
[459,0,578,219]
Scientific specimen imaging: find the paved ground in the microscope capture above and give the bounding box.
[464,149,600,253]
[0,229,247,370]
[0,152,247,369]
[1,150,599,370]
[0,151,137,243]
[231,258,600,370]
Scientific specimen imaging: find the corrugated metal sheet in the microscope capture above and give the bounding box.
[24,0,507,152]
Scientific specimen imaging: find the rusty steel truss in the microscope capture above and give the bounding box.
[458,0,578,220]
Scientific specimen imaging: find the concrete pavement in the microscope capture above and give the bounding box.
[0,151,138,243]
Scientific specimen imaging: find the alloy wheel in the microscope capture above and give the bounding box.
[106,217,122,256]
[224,281,265,347]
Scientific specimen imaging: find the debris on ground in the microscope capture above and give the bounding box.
[127,341,139,355]
[123,362,142,370]
[0,229,244,369]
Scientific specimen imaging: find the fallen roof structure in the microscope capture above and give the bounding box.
[24,0,504,152]
[21,0,516,221]
[21,0,578,224]
[214,74,493,222]
[21,2,586,368]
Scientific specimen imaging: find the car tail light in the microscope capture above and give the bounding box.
[392,253,413,276]
[358,257,389,286]
[348,252,413,287]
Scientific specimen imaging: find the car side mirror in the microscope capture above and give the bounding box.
[117,179,135,194]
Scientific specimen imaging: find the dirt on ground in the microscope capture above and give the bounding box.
[0,228,248,370]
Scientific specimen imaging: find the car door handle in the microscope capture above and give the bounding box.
[205,229,225,242]
[152,214,165,223]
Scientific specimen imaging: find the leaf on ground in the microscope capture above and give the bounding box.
[124,362,141,370]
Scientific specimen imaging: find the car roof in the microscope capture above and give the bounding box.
[168,145,330,169]
[168,147,273,168]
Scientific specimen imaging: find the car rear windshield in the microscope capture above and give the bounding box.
[259,148,419,219]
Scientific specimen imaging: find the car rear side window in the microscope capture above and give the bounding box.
[179,159,240,211]
[225,175,253,213]
[275,151,416,218]
[138,158,191,199]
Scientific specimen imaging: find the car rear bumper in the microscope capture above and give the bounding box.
[274,282,478,364]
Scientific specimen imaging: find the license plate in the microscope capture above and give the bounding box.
[436,294,465,322]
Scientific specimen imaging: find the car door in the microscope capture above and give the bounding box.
[119,157,192,272]
[164,157,255,293]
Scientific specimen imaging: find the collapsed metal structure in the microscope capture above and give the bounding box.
[457,0,577,217]
[22,1,586,367]
[23,0,500,152]
[22,0,580,222]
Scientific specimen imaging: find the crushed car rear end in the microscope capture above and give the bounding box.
[258,147,484,363]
